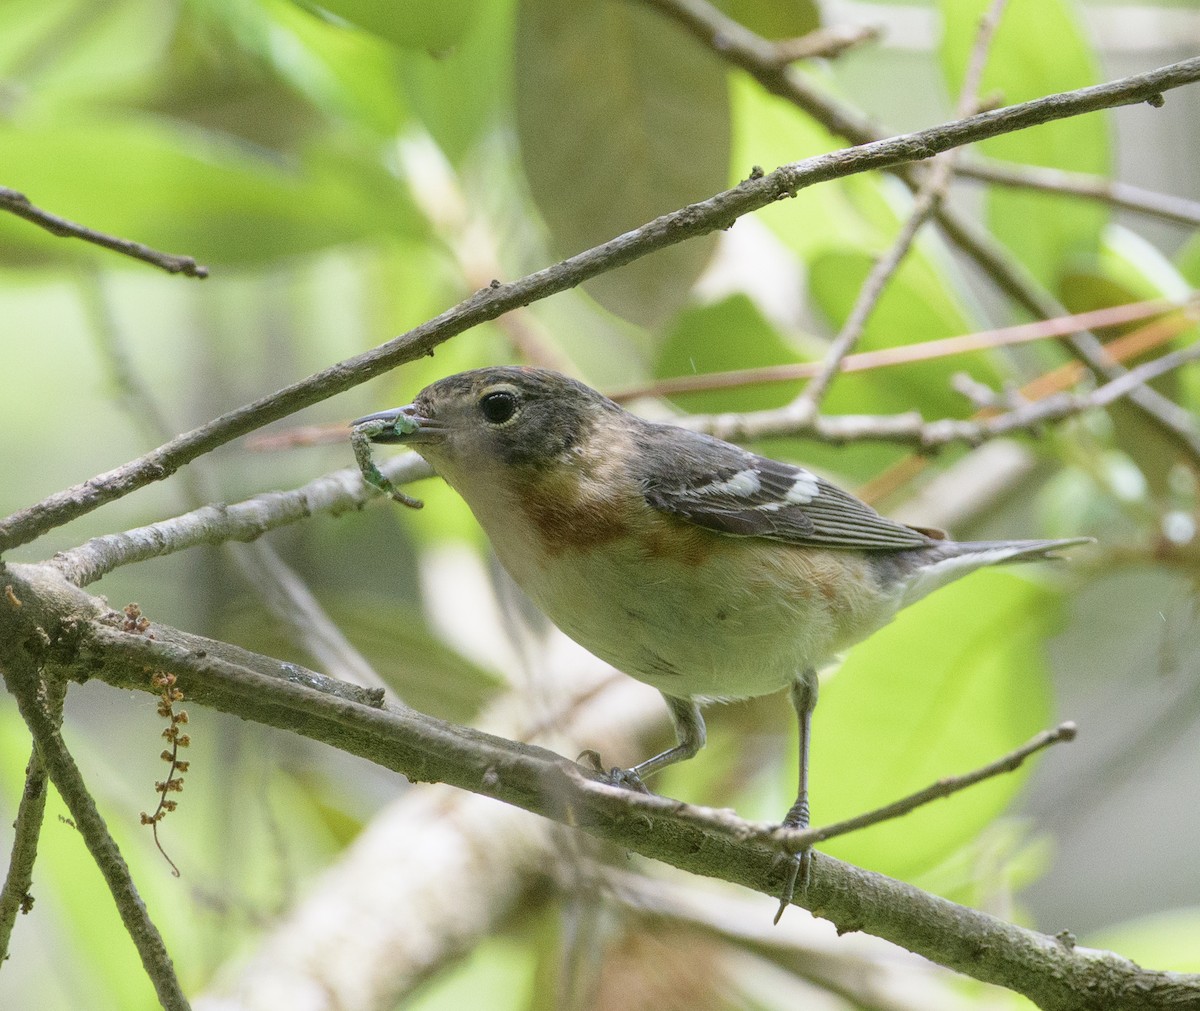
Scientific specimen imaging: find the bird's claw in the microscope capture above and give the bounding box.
[772,847,812,925]
[577,751,652,794]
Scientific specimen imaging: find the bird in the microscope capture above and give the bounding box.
[353,365,1089,919]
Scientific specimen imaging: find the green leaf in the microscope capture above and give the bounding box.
[807,246,993,429]
[0,116,421,269]
[514,0,731,330]
[653,294,805,413]
[311,0,485,52]
[729,70,877,261]
[1089,909,1200,973]
[1176,231,1200,290]
[0,0,172,112]
[399,0,516,164]
[1060,225,1199,495]
[151,0,410,142]
[939,0,1109,289]
[806,571,1057,880]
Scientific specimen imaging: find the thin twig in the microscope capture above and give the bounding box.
[3,55,1199,553]
[789,0,1007,419]
[957,159,1200,228]
[612,295,1197,402]
[769,24,882,64]
[0,746,49,964]
[853,309,1199,505]
[692,338,1200,445]
[0,186,208,278]
[0,649,190,1010]
[769,722,1077,857]
[49,452,433,587]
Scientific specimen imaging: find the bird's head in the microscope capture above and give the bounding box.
[353,367,621,479]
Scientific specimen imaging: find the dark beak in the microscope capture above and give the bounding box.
[351,405,434,444]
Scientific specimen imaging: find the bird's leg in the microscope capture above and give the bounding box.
[775,668,818,924]
[598,694,705,793]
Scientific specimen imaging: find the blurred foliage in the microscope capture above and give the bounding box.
[1,0,1198,1008]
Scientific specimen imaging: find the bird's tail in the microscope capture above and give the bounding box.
[892,536,1094,607]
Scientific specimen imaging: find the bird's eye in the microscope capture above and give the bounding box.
[479,389,518,425]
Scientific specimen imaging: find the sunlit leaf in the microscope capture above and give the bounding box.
[312,0,485,52]
[939,0,1109,289]
[654,294,805,413]
[0,116,420,269]
[1060,225,1200,494]
[806,571,1057,880]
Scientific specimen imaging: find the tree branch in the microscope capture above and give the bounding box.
[2,56,1198,552]
[0,186,209,278]
[609,296,1197,401]
[48,452,432,587]
[957,159,1200,228]
[2,560,1197,1009]
[769,722,1076,856]
[0,582,189,1010]
[0,744,48,965]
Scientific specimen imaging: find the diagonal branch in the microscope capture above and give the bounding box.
[788,0,1009,419]
[2,55,1198,553]
[768,722,1076,856]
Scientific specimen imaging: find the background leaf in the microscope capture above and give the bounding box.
[514,0,731,330]
[939,0,1110,290]
[805,571,1056,881]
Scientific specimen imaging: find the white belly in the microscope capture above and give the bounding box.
[494,531,898,701]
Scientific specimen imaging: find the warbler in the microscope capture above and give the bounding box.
[354,366,1087,917]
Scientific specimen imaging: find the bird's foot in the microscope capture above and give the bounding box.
[773,799,813,924]
[577,750,652,794]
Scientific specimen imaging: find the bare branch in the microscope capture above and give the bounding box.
[2,55,1198,552]
[612,295,1196,402]
[767,722,1077,856]
[0,599,190,1010]
[49,452,432,587]
[691,341,1200,445]
[769,24,882,64]
[3,560,1195,1010]
[958,159,1200,228]
[0,186,209,278]
[0,745,48,964]
[641,0,1200,464]
[787,0,1008,420]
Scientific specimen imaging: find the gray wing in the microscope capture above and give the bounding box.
[633,423,934,551]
